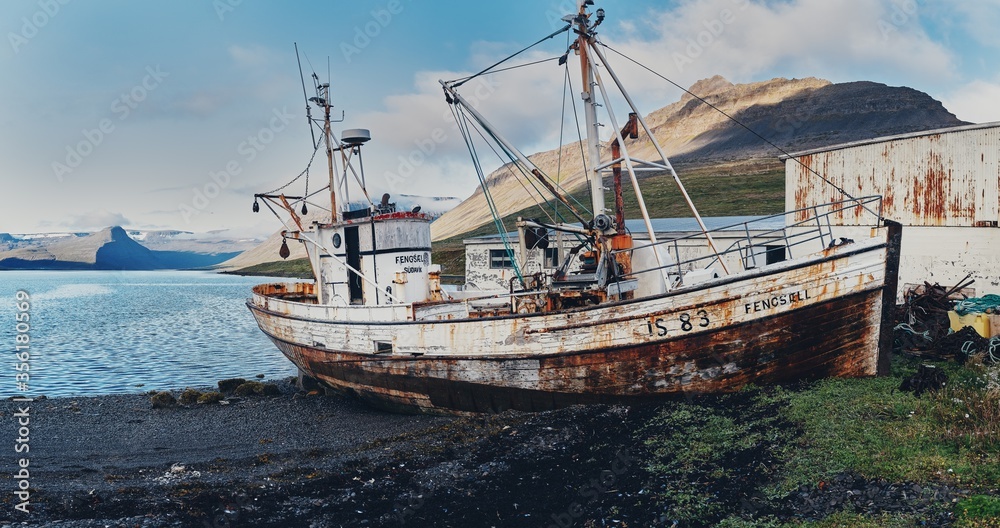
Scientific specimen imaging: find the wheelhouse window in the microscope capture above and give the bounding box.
[489,249,514,269]
[543,247,560,268]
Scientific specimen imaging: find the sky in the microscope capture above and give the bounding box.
[2,0,999,237]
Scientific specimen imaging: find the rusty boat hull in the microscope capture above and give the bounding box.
[247,222,902,414]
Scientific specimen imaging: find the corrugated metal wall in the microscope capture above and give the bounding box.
[786,124,1000,226]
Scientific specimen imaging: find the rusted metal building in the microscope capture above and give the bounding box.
[785,122,1000,295]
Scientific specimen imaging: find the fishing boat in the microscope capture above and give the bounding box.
[247,2,902,414]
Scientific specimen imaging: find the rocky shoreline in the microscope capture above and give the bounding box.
[0,381,990,527]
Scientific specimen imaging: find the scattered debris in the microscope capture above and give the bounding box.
[897,277,975,355]
[153,463,201,484]
[893,276,1000,366]
[789,472,962,523]
[899,364,948,397]
[937,327,990,364]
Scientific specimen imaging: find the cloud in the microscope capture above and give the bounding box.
[338,54,572,200]
[170,91,230,117]
[606,0,956,92]
[275,0,971,203]
[941,0,1000,48]
[228,44,282,69]
[942,80,1000,123]
[60,211,133,230]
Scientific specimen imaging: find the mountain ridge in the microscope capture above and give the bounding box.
[0,227,248,270]
[429,75,966,241]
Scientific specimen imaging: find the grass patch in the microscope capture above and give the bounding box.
[637,387,796,524]
[955,495,1000,527]
[779,356,1000,490]
[631,356,999,525]
[617,166,785,220]
[432,242,467,278]
[793,511,923,527]
[225,258,312,278]
[715,512,926,528]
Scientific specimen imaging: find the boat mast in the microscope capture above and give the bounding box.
[577,1,605,223]
[319,82,340,222]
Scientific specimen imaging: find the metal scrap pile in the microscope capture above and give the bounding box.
[895,278,973,356]
[893,276,1000,364]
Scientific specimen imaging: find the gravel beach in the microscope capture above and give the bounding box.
[0,382,980,527]
[1,383,454,526]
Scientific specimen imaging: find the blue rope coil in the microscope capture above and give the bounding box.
[954,294,1000,316]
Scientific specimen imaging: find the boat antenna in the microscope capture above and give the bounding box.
[295,43,317,149]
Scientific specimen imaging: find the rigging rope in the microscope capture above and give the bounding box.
[598,42,878,219]
[450,102,525,286]
[467,120,559,225]
[261,140,322,196]
[448,25,570,87]
[554,28,574,222]
[562,49,590,213]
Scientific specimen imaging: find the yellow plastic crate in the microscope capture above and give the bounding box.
[948,311,992,338]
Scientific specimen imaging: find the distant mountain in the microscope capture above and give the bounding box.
[0,226,157,270]
[215,225,311,272]
[0,227,253,270]
[127,229,260,255]
[430,76,967,241]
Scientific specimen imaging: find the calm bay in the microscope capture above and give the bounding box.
[1,270,298,398]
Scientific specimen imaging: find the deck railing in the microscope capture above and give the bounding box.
[612,196,884,287]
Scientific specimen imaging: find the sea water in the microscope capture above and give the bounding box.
[1,270,299,398]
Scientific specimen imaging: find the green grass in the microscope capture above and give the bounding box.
[780,357,1000,490]
[633,355,1000,526]
[637,386,797,523]
[716,512,926,528]
[955,495,1000,527]
[226,258,313,279]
